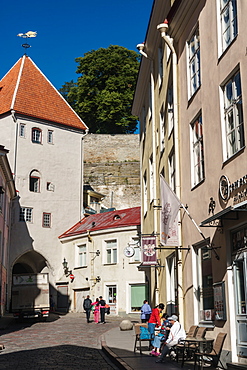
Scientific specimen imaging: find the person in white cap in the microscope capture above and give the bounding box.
[156,314,186,363]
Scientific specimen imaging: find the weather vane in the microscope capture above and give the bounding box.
[17,31,37,53]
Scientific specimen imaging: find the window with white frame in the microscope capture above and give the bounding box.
[166,253,176,315]
[168,151,175,192]
[78,244,87,267]
[187,28,200,98]
[167,85,174,136]
[218,0,237,54]
[143,171,148,216]
[190,114,205,187]
[193,240,214,322]
[105,239,117,264]
[222,70,244,160]
[47,130,53,144]
[159,105,165,152]
[158,47,163,89]
[19,123,26,138]
[20,207,33,222]
[130,238,141,263]
[149,154,154,203]
[42,212,51,228]
[32,128,42,144]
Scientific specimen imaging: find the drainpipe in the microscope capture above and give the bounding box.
[11,110,18,181]
[157,21,184,325]
[80,128,89,219]
[137,43,159,306]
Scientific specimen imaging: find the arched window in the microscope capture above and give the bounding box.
[32,128,42,144]
[29,170,40,192]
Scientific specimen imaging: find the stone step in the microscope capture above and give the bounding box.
[227,363,247,370]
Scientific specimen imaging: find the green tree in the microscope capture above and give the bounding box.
[60,45,140,134]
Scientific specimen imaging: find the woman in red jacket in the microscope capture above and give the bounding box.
[148,303,165,339]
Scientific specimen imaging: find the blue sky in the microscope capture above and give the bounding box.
[1,0,153,90]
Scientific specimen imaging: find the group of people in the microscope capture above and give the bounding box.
[140,300,186,363]
[83,295,108,324]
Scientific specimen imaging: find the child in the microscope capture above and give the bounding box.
[150,313,172,356]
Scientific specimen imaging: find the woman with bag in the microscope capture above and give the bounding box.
[148,303,165,339]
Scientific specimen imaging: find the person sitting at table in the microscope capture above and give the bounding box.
[150,313,171,357]
[155,314,186,363]
[148,303,165,339]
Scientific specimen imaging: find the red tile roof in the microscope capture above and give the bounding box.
[59,207,141,239]
[0,56,88,131]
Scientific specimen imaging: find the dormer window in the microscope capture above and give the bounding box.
[32,128,42,144]
[113,215,121,220]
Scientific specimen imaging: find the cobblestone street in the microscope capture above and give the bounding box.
[0,313,121,369]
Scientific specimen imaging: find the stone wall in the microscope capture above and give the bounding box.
[83,134,140,210]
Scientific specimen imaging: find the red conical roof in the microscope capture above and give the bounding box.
[0,55,87,131]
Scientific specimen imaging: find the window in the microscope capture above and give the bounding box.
[222,70,244,160]
[158,47,163,89]
[78,244,87,267]
[143,171,148,216]
[20,207,33,222]
[167,85,174,136]
[188,28,200,98]
[47,182,55,191]
[47,130,53,144]
[148,77,153,121]
[193,240,214,322]
[19,123,26,138]
[141,106,146,135]
[219,0,237,54]
[130,284,147,312]
[190,114,205,186]
[166,254,176,315]
[159,105,165,152]
[29,170,40,192]
[105,239,117,264]
[42,212,51,227]
[168,151,175,192]
[149,155,154,203]
[130,238,141,263]
[32,128,42,144]
[0,186,5,212]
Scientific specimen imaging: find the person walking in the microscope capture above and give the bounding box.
[83,295,92,323]
[98,296,106,324]
[91,298,100,323]
[140,300,152,323]
[155,314,186,363]
[148,303,165,339]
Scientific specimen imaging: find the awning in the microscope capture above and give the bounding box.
[200,200,247,226]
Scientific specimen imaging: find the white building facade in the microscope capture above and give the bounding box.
[59,207,147,316]
[0,55,88,311]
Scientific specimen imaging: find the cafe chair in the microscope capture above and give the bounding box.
[133,323,152,354]
[175,325,198,362]
[194,332,227,369]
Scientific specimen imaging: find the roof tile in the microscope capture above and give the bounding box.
[0,56,87,131]
[59,207,141,239]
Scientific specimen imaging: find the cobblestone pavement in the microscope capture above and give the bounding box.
[0,313,122,370]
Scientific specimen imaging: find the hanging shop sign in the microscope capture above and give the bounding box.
[219,174,247,202]
[141,236,157,265]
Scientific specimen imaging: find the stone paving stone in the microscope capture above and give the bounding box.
[0,313,121,369]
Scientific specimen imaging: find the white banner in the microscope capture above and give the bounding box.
[160,175,181,245]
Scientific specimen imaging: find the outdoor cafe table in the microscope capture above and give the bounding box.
[181,337,214,367]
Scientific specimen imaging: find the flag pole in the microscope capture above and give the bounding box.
[181,204,220,260]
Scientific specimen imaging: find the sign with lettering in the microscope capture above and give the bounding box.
[213,282,227,321]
